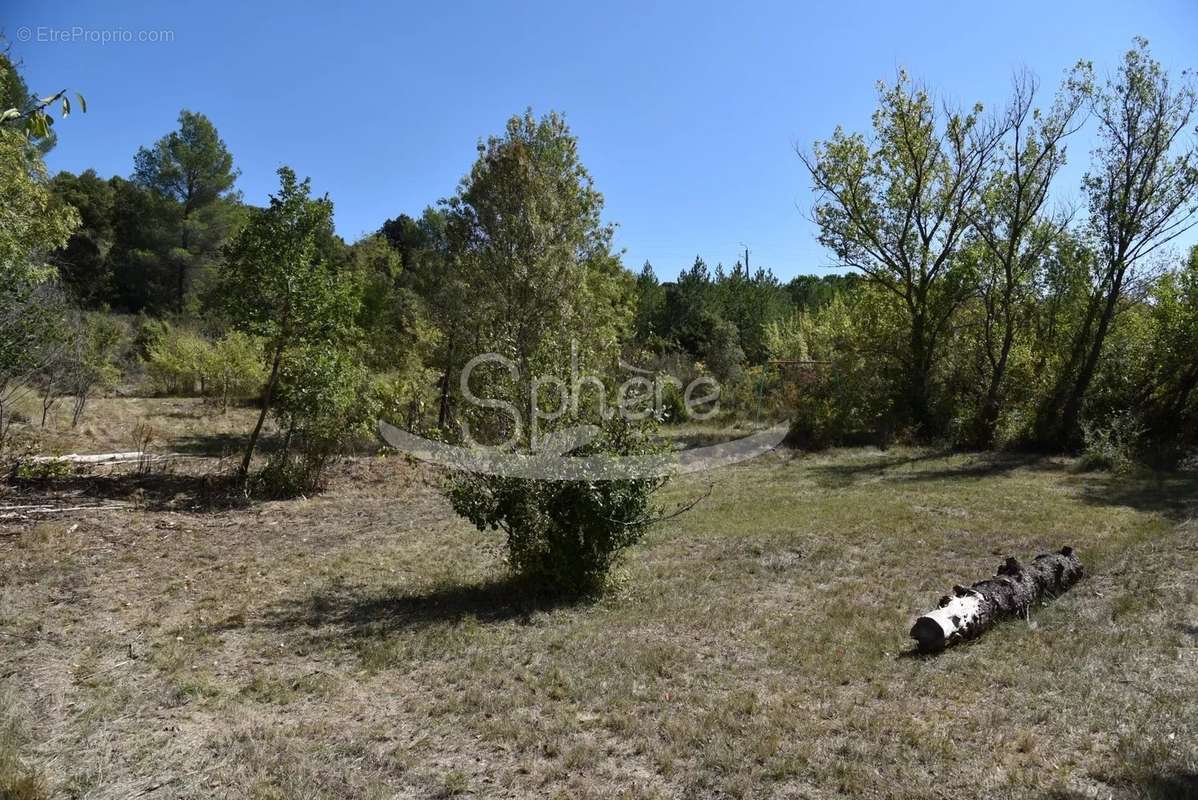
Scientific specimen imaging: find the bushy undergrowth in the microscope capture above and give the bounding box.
[143,322,265,408]
[1078,411,1145,474]
[253,345,372,497]
[447,417,667,594]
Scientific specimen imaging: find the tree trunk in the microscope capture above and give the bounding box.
[1034,292,1103,448]
[71,392,88,427]
[177,215,191,312]
[1056,267,1126,448]
[910,547,1082,652]
[974,321,1016,450]
[240,343,284,482]
[437,336,455,430]
[908,313,932,435]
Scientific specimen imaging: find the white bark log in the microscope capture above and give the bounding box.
[31,452,143,463]
[909,588,985,646]
[29,452,192,465]
[910,547,1082,652]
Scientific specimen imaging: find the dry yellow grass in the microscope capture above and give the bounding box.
[8,394,261,456]
[1,400,1196,799]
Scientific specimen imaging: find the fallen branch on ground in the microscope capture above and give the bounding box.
[0,503,129,521]
[909,546,1083,652]
[30,451,196,465]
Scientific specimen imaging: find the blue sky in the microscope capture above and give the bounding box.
[7,0,1198,280]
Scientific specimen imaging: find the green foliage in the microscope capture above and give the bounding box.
[658,379,690,424]
[763,311,812,363]
[13,456,75,481]
[143,323,210,395]
[804,69,997,434]
[123,110,243,312]
[435,110,668,593]
[369,364,440,434]
[40,109,244,315]
[1078,411,1145,474]
[256,344,370,497]
[0,127,79,287]
[1037,39,1198,448]
[700,317,745,384]
[786,288,901,448]
[208,331,266,410]
[133,110,237,211]
[632,262,666,342]
[446,110,633,386]
[0,124,79,450]
[785,273,859,312]
[47,170,116,305]
[0,51,84,156]
[1140,248,1198,459]
[442,109,634,441]
[217,166,361,485]
[447,416,665,593]
[62,313,126,426]
[218,168,357,349]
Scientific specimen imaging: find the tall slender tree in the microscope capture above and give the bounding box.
[134,110,240,310]
[444,109,632,441]
[966,67,1089,447]
[1038,39,1198,447]
[802,71,1005,433]
[217,167,358,482]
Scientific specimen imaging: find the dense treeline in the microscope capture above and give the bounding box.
[791,39,1198,463]
[4,38,1197,590]
[4,38,1198,499]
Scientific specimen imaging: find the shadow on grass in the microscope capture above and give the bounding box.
[665,429,758,450]
[804,446,1198,522]
[7,469,250,512]
[262,575,585,637]
[1140,774,1198,800]
[1069,469,1198,523]
[802,448,952,488]
[1045,771,1198,800]
[805,449,1053,488]
[171,432,253,457]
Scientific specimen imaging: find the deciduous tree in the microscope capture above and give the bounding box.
[217,167,359,482]
[1038,39,1198,447]
[802,71,1004,434]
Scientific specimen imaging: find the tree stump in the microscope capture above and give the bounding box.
[910,546,1083,652]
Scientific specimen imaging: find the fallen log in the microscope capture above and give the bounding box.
[30,451,144,464]
[29,452,198,466]
[910,546,1083,652]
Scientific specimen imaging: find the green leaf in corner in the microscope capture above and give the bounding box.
[76,93,87,113]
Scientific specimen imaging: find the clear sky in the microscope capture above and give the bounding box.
[7,0,1198,280]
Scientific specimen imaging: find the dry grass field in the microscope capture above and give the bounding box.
[1,398,1196,799]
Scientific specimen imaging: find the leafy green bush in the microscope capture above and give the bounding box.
[369,360,440,434]
[142,322,264,407]
[206,331,266,411]
[786,290,899,449]
[1078,411,1144,473]
[65,314,126,426]
[254,344,370,497]
[143,324,210,395]
[658,379,690,423]
[447,417,666,594]
[12,456,75,481]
